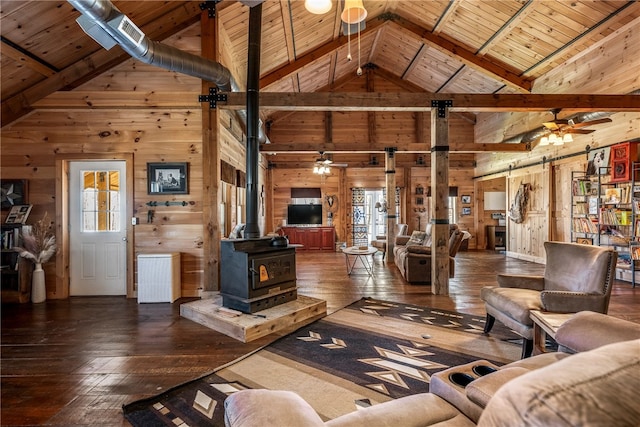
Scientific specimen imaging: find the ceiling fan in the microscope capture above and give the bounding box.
[539,110,612,146]
[315,152,348,168]
[542,109,612,135]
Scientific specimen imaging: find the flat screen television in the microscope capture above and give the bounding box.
[287,204,322,225]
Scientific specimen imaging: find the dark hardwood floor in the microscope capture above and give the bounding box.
[2,250,639,426]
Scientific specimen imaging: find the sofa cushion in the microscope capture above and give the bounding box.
[224,389,325,427]
[326,393,475,427]
[406,245,431,254]
[406,230,427,246]
[480,287,542,325]
[478,339,640,427]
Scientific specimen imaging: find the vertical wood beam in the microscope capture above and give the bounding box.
[430,101,451,295]
[339,167,348,247]
[415,112,425,144]
[201,10,221,294]
[385,147,397,263]
[366,66,376,144]
[325,111,333,144]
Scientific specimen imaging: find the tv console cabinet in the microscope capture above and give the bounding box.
[281,226,335,251]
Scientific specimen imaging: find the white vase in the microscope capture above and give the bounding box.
[31,262,46,304]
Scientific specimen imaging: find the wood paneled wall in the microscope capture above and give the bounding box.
[474,21,640,262]
[0,25,265,299]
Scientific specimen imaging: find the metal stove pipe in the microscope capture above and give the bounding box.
[244,3,262,239]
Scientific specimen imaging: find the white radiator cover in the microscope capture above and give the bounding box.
[137,253,181,303]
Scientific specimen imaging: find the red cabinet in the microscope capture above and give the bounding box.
[609,141,639,183]
[281,226,335,251]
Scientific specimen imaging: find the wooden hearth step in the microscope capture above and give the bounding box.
[180,293,327,342]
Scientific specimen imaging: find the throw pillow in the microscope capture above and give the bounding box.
[406,230,427,246]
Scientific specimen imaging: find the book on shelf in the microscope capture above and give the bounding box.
[603,188,622,204]
[572,179,592,196]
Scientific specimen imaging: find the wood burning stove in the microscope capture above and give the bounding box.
[220,238,297,313]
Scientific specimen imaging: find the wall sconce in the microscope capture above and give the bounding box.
[375,201,387,213]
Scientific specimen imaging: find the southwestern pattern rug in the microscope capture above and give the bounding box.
[123,297,521,426]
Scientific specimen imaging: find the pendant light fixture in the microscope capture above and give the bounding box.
[304,0,332,15]
[341,0,367,76]
[341,0,367,23]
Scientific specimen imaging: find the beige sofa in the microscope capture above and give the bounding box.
[224,311,640,427]
[393,224,463,283]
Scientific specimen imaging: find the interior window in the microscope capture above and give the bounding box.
[81,170,120,232]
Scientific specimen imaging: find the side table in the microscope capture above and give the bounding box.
[342,246,377,278]
[529,311,574,355]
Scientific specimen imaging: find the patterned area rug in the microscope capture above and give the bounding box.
[123,297,521,426]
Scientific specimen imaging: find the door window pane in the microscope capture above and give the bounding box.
[81,170,121,232]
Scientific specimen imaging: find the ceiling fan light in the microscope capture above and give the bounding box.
[539,136,549,146]
[313,165,320,174]
[563,133,573,143]
[324,166,331,174]
[548,133,559,144]
[341,0,367,24]
[305,0,332,15]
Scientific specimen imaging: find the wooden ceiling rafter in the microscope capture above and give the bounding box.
[259,18,386,89]
[279,0,296,63]
[522,2,640,78]
[432,0,463,35]
[0,37,58,77]
[388,13,532,93]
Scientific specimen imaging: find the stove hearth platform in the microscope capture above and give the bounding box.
[180,293,326,342]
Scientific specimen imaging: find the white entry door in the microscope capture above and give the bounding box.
[69,161,127,295]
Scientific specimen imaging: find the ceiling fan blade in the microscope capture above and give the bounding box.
[332,163,348,167]
[571,118,613,129]
[566,129,595,134]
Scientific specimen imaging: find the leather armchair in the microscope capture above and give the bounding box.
[481,241,617,358]
[371,223,407,258]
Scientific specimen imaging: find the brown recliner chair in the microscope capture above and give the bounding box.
[371,223,407,258]
[481,241,617,358]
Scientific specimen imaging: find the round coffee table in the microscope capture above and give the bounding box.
[342,246,377,278]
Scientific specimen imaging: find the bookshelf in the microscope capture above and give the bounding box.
[571,168,637,285]
[629,162,640,287]
[1,224,33,303]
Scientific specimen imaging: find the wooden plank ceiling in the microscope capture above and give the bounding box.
[2,0,639,167]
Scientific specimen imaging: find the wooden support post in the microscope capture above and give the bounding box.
[430,101,451,295]
[385,147,397,263]
[201,10,221,294]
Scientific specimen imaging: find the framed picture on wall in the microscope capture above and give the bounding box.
[1,179,28,210]
[461,195,471,204]
[147,163,188,195]
[461,207,471,215]
[5,204,32,224]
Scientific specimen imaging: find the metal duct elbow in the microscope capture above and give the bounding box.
[68,0,266,143]
[145,41,235,92]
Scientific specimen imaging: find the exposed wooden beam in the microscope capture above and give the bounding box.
[390,13,532,93]
[1,37,57,76]
[259,18,386,89]
[267,159,477,168]
[260,141,530,153]
[222,92,640,112]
